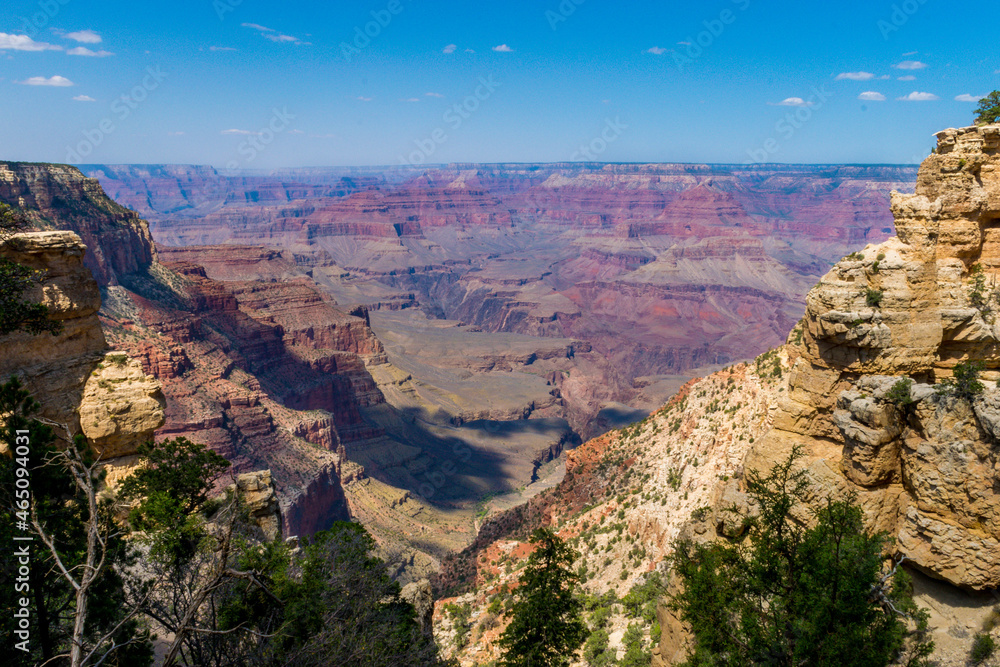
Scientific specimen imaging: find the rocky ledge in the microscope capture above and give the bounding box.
[753,124,1000,590]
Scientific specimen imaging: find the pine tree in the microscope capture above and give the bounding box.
[669,447,934,667]
[499,528,587,667]
[974,90,1000,125]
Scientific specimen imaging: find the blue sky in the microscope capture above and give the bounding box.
[0,0,998,168]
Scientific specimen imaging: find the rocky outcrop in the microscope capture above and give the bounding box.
[752,125,1000,590]
[0,163,157,286]
[0,231,165,455]
[80,352,168,459]
[231,470,282,541]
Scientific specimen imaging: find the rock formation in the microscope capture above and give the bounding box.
[0,231,165,465]
[753,125,1000,590]
[0,163,355,539]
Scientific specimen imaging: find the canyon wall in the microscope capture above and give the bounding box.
[0,230,165,481]
[748,124,1000,590]
[0,162,361,537]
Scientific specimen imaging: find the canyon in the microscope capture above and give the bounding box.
[427,127,1000,667]
[83,161,916,436]
[3,157,946,637]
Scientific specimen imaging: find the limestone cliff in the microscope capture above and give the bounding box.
[0,162,156,286]
[0,231,165,470]
[752,124,1000,591]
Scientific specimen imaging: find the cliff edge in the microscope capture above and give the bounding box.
[752,124,1000,591]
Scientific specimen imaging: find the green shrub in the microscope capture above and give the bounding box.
[936,360,985,400]
[884,378,915,407]
[970,632,995,665]
[865,288,883,308]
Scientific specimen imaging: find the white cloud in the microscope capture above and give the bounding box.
[425,92,444,98]
[897,91,939,101]
[72,94,95,102]
[67,46,114,57]
[897,75,916,81]
[492,44,513,52]
[835,71,874,81]
[356,96,373,102]
[902,50,918,56]
[894,60,927,70]
[65,30,102,43]
[879,75,891,80]
[771,97,813,107]
[956,94,985,103]
[210,46,237,52]
[309,133,337,139]
[442,44,457,54]
[858,91,886,101]
[646,46,668,55]
[242,24,302,44]
[401,97,420,102]
[676,41,691,46]
[221,128,258,135]
[464,48,475,53]
[19,75,74,86]
[0,33,61,51]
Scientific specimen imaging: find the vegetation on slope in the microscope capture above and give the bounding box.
[0,378,450,667]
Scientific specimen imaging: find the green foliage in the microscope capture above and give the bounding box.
[119,437,231,565]
[866,287,884,308]
[445,602,473,648]
[0,258,63,336]
[970,633,996,665]
[499,528,587,667]
[936,360,986,401]
[582,627,615,667]
[974,90,1000,125]
[622,572,664,623]
[619,623,652,667]
[885,378,916,407]
[0,377,153,667]
[253,522,449,666]
[968,263,998,322]
[668,447,934,667]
